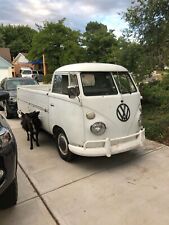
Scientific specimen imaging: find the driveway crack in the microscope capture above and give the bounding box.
[18,162,59,225]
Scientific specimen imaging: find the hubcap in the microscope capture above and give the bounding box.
[58,134,68,155]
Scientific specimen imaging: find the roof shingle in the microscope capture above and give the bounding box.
[0,48,12,63]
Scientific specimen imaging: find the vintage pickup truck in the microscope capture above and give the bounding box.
[17,63,145,161]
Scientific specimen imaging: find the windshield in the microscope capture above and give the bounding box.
[80,72,137,96]
[81,72,118,96]
[6,79,37,90]
[22,70,32,74]
[33,71,38,75]
[113,72,137,94]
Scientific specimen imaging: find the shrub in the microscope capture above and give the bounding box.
[141,81,169,107]
[142,79,169,144]
[43,74,53,84]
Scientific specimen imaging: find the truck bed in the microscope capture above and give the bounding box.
[17,84,50,114]
[18,84,51,92]
[17,84,51,131]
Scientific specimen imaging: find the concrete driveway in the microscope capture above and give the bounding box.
[0,117,169,225]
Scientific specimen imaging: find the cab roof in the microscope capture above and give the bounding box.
[55,63,128,73]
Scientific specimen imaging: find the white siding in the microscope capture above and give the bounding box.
[0,68,12,82]
[0,56,12,82]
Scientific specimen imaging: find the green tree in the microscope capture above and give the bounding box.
[0,33,5,47]
[115,38,152,81]
[29,20,84,73]
[83,22,117,62]
[124,0,169,70]
[0,24,37,57]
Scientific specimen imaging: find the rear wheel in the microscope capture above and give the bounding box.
[54,129,74,162]
[0,177,18,209]
[4,103,12,119]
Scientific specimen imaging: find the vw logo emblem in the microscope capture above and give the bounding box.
[116,103,130,122]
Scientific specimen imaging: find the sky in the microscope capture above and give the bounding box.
[0,0,131,37]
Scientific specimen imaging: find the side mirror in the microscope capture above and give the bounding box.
[0,91,9,101]
[68,86,79,99]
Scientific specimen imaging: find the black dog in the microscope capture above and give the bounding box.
[21,111,41,150]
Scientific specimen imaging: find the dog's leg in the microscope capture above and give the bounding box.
[30,133,34,150]
[27,131,29,141]
[32,133,36,142]
[35,131,40,147]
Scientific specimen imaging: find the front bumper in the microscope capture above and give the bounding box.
[7,101,17,115]
[0,139,17,195]
[69,129,145,157]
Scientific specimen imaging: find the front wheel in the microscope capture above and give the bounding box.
[0,177,18,209]
[54,130,74,162]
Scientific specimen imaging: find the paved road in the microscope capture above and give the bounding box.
[0,116,169,225]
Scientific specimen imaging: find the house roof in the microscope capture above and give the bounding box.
[13,52,29,63]
[0,55,12,68]
[0,48,12,63]
[21,52,28,57]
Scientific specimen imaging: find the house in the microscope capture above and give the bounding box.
[13,53,33,76]
[13,52,29,64]
[0,56,12,82]
[0,48,12,82]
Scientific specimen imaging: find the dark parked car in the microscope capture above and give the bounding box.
[0,77,38,119]
[0,91,18,209]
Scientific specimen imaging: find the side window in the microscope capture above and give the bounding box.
[52,74,68,95]
[1,80,5,89]
[1,82,3,89]
[69,74,78,86]
[69,74,80,96]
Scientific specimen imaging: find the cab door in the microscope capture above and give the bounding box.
[48,73,84,146]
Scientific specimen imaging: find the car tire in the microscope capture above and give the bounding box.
[4,103,12,119]
[0,177,18,209]
[54,130,74,162]
[0,105,4,111]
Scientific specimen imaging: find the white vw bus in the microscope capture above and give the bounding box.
[52,63,145,160]
[17,63,145,161]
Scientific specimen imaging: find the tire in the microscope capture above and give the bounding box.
[54,130,74,162]
[4,103,12,119]
[0,104,4,111]
[0,177,18,209]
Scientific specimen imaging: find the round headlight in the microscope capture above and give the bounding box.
[86,112,95,120]
[90,122,106,136]
[0,127,12,149]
